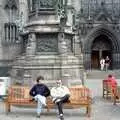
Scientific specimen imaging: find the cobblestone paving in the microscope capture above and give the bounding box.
[0,79,120,120]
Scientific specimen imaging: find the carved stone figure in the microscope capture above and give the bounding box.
[26,33,36,55]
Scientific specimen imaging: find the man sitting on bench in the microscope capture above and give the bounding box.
[29,76,50,118]
[107,74,117,95]
[51,80,70,120]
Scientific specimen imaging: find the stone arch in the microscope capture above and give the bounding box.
[4,0,17,9]
[84,25,120,53]
[83,25,120,69]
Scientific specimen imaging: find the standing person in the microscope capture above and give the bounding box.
[51,80,70,120]
[29,76,50,118]
[105,56,110,71]
[100,58,105,71]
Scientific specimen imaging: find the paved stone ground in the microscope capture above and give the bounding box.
[1,78,120,120]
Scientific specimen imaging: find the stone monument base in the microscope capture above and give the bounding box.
[11,54,83,87]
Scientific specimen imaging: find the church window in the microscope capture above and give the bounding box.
[4,0,18,45]
[4,23,18,45]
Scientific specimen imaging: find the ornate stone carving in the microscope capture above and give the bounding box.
[31,0,57,8]
[5,0,17,9]
[57,0,67,19]
[36,34,58,52]
[28,0,58,12]
[15,12,24,32]
[92,41,111,51]
[39,0,56,8]
[79,0,120,23]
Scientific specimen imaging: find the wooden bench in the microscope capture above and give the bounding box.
[5,85,92,117]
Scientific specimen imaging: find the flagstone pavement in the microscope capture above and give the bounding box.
[1,78,120,120]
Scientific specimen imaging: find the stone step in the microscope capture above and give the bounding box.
[86,70,120,79]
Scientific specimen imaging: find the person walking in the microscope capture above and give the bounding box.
[51,80,70,120]
[105,56,110,71]
[29,76,50,118]
[100,58,105,71]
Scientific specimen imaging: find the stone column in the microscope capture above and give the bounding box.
[74,34,82,56]
[66,0,73,26]
[99,49,102,59]
[26,33,36,56]
[6,25,9,42]
[58,31,72,86]
[84,52,91,70]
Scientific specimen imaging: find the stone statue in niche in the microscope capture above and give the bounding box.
[58,33,68,55]
[27,34,33,48]
[26,33,36,55]
[79,24,87,35]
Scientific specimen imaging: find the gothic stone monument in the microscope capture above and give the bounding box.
[11,0,83,87]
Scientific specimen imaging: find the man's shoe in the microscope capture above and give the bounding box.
[116,96,119,99]
[59,114,64,120]
[42,102,47,107]
[36,113,40,118]
[36,115,40,118]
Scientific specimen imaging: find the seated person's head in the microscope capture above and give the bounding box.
[56,79,62,86]
[36,76,44,83]
[108,74,116,80]
[108,74,112,78]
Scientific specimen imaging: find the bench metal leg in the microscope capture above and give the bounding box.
[5,102,11,114]
[86,105,91,117]
[46,105,50,112]
[113,96,117,105]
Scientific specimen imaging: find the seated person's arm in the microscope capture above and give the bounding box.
[44,85,50,97]
[29,86,36,97]
[51,87,58,98]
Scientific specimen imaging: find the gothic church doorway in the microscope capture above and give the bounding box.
[91,35,112,69]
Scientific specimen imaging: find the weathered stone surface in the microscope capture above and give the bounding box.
[2,0,120,86]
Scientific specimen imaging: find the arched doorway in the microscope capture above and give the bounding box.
[84,26,120,70]
[91,35,112,69]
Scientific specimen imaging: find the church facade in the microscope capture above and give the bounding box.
[76,0,120,70]
[0,0,120,85]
